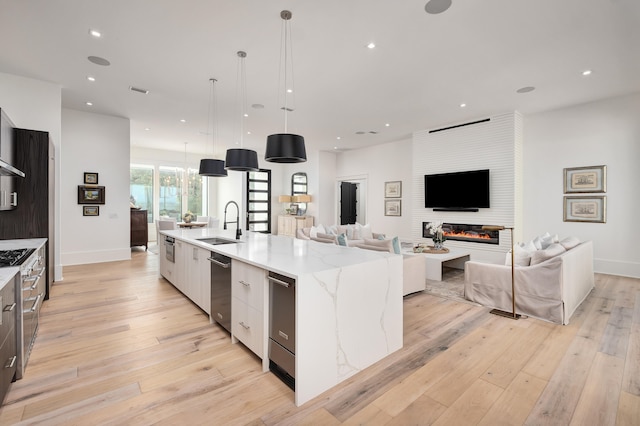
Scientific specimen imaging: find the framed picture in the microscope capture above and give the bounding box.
[78,185,105,204]
[84,172,99,185]
[384,181,402,198]
[563,196,606,223]
[289,204,299,215]
[83,206,99,216]
[385,199,401,216]
[563,165,606,193]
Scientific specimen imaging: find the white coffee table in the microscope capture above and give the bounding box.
[408,247,471,281]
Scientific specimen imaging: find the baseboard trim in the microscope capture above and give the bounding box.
[594,258,640,279]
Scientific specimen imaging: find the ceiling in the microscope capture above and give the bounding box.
[1,0,638,157]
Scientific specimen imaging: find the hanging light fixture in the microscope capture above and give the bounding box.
[199,78,227,177]
[225,51,259,172]
[265,10,307,163]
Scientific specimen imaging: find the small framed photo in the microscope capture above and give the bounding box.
[563,165,606,193]
[385,181,402,198]
[84,172,99,185]
[78,185,105,204]
[289,204,299,215]
[385,199,401,216]
[83,206,99,216]
[563,196,606,223]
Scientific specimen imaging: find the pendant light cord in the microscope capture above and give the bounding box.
[236,51,247,148]
[278,11,296,133]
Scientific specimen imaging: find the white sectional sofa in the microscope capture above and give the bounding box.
[464,239,594,324]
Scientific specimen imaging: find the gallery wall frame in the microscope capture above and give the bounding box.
[563,165,606,193]
[385,199,401,216]
[78,185,105,204]
[384,181,402,198]
[563,196,606,223]
[83,172,99,185]
[83,206,99,216]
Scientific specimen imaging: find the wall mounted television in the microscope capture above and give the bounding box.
[424,169,490,211]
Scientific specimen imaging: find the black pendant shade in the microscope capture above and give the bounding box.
[265,133,307,163]
[225,148,259,171]
[198,158,227,177]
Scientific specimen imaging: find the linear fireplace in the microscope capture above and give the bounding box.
[423,222,500,245]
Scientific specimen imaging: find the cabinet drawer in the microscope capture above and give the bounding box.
[0,327,17,405]
[0,281,17,341]
[231,298,264,358]
[232,263,265,309]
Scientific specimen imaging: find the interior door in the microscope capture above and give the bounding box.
[340,182,357,225]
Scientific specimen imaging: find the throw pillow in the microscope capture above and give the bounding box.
[337,233,348,246]
[559,236,581,250]
[391,236,401,254]
[505,244,534,266]
[326,225,338,235]
[317,224,326,235]
[359,223,373,240]
[530,243,566,265]
[377,234,386,240]
[309,226,319,239]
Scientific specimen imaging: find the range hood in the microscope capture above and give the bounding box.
[0,158,25,177]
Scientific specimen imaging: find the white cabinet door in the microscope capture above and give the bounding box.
[182,243,212,315]
[173,240,186,292]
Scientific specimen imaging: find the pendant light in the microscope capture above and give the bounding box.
[265,10,307,163]
[199,78,227,177]
[225,51,259,172]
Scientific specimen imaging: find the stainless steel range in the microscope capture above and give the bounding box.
[0,246,45,379]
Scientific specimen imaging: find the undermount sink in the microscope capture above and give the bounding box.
[196,237,241,245]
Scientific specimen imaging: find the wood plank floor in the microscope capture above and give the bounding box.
[1,247,638,425]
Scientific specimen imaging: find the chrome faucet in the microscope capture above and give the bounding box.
[223,200,242,239]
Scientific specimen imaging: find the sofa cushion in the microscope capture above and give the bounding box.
[530,243,566,265]
[362,238,394,253]
[560,236,581,250]
[358,223,373,240]
[391,236,401,254]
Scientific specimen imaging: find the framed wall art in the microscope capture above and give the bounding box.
[83,206,100,216]
[563,196,606,223]
[563,165,606,193]
[84,172,99,185]
[385,199,401,216]
[78,185,105,204]
[384,181,402,198]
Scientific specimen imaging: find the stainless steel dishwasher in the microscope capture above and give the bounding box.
[209,252,231,333]
[268,271,296,390]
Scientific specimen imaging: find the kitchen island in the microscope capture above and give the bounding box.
[159,228,403,406]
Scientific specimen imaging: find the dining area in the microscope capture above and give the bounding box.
[155,216,220,240]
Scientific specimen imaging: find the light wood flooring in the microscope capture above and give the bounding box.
[0,247,638,425]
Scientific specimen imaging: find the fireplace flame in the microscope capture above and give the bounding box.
[443,230,491,240]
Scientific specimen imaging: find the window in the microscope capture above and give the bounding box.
[159,166,183,220]
[130,165,154,223]
[186,167,205,218]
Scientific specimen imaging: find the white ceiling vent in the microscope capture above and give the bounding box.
[129,86,149,94]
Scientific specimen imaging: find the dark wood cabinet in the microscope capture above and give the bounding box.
[130,209,148,250]
[0,128,54,300]
[0,274,18,404]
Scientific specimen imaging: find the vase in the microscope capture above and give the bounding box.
[433,240,444,250]
[184,216,192,223]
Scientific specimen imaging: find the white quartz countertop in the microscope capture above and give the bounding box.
[161,228,396,278]
[0,238,47,290]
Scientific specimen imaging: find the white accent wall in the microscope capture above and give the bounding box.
[412,112,523,263]
[524,92,640,278]
[61,108,131,266]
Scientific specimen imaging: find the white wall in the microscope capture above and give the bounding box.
[0,72,63,280]
[61,108,131,265]
[524,92,640,278]
[335,138,413,239]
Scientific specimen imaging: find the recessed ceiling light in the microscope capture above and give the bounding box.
[180,119,186,123]
[334,146,338,150]
[385,123,390,127]
[144,127,150,131]
[367,42,376,49]
[247,131,251,135]
[582,70,592,76]
[243,113,249,117]
[516,86,536,94]
[425,0,452,15]
[86,102,93,106]
[286,89,293,93]
[336,136,341,140]
[460,103,466,108]
[87,56,110,66]
[87,76,96,82]
[89,29,101,38]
